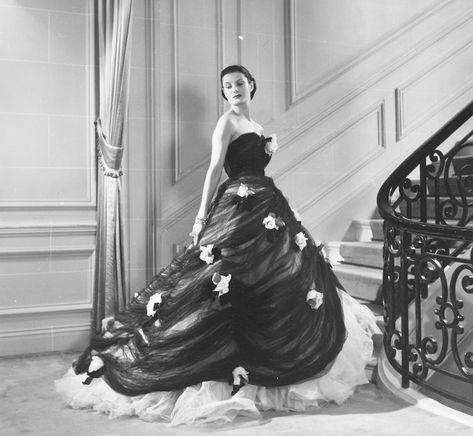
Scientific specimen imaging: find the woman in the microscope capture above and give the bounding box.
[56,65,379,425]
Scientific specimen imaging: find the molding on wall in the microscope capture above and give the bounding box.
[0,323,90,339]
[171,0,181,184]
[0,322,90,356]
[0,303,91,317]
[0,0,97,210]
[0,246,94,313]
[161,195,200,231]
[156,0,473,264]
[276,101,386,213]
[162,103,386,234]
[0,201,96,209]
[160,3,473,237]
[300,107,385,214]
[279,2,473,156]
[0,0,96,358]
[287,0,451,106]
[283,0,293,111]
[216,0,225,113]
[144,0,158,280]
[0,223,96,236]
[236,0,242,64]
[304,154,396,235]
[171,0,225,185]
[171,1,206,184]
[304,95,473,235]
[275,101,386,181]
[395,35,473,141]
[0,246,95,256]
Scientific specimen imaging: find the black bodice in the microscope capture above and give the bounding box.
[224,132,271,179]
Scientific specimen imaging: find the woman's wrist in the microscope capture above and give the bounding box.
[195,216,208,225]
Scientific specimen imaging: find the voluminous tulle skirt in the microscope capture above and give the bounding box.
[56,174,380,425]
[56,291,379,426]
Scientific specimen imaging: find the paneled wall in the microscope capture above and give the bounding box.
[3,0,473,356]
[149,0,473,273]
[0,0,96,356]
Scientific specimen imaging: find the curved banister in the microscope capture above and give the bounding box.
[377,99,473,238]
[376,99,473,408]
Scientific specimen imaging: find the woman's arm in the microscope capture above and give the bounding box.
[191,115,233,244]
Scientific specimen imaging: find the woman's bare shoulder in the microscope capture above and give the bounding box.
[252,120,264,135]
[212,112,236,145]
[214,112,237,138]
[216,110,237,128]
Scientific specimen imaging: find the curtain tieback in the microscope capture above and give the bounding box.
[95,117,124,178]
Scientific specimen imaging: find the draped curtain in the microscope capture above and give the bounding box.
[92,0,133,333]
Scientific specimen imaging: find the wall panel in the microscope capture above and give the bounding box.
[155,0,473,265]
[396,31,473,140]
[289,0,443,104]
[5,0,473,356]
[0,0,96,356]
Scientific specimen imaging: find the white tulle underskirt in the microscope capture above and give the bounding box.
[55,292,380,426]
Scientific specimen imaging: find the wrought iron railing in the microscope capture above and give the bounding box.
[377,100,473,407]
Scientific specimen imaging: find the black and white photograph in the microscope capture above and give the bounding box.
[2,0,473,435]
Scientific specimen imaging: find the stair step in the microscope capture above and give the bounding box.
[350,219,384,242]
[427,177,473,197]
[398,196,440,219]
[452,154,473,175]
[339,241,384,269]
[399,196,473,220]
[333,263,382,302]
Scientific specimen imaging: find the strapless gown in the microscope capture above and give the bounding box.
[56,132,380,426]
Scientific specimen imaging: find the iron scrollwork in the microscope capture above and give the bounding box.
[378,101,473,406]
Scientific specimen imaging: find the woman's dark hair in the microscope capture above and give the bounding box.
[220,65,257,100]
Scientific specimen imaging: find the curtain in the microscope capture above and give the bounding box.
[92,0,133,333]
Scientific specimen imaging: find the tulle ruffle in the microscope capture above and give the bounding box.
[55,291,379,426]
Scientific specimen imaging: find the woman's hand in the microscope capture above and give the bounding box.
[190,217,207,245]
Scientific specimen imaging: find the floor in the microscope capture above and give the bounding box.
[2,352,473,436]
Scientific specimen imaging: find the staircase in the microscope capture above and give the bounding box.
[327,217,385,381]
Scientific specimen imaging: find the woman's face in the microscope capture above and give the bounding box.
[221,72,253,105]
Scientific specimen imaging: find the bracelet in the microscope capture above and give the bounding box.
[195,216,208,225]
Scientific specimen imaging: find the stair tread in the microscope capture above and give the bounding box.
[333,263,383,277]
[339,241,384,269]
[333,263,382,302]
[357,299,383,314]
[340,241,384,248]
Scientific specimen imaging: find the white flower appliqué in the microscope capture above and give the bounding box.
[88,355,104,373]
[101,316,114,332]
[200,244,215,265]
[263,212,285,230]
[212,272,232,297]
[232,366,249,385]
[236,183,254,198]
[234,183,256,210]
[146,293,162,317]
[264,134,279,155]
[306,289,324,310]
[294,232,308,251]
